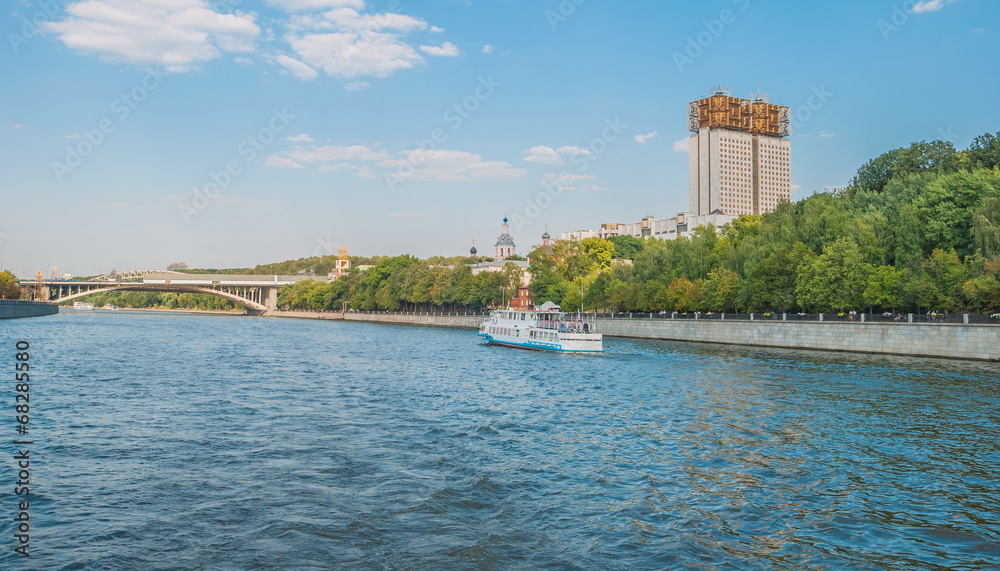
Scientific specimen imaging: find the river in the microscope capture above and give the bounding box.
[2,311,998,569]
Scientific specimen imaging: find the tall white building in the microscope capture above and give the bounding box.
[688,88,791,216]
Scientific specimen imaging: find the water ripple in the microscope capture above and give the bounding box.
[1,313,998,569]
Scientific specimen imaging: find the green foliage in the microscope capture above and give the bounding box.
[967,131,1000,171]
[0,271,21,299]
[61,291,241,311]
[607,235,644,260]
[579,237,614,273]
[917,248,968,312]
[700,267,740,311]
[848,139,959,195]
[864,265,904,311]
[795,238,872,312]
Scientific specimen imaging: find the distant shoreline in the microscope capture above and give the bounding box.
[60,306,244,316]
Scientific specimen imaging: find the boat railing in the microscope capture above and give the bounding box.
[538,320,597,334]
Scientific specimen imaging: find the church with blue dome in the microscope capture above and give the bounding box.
[494,216,516,261]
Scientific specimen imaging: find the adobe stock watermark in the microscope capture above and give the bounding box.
[673,0,751,73]
[878,1,920,41]
[789,85,834,132]
[384,74,501,192]
[545,0,587,31]
[179,107,295,223]
[51,66,166,182]
[510,117,629,232]
[937,126,960,144]
[7,0,69,53]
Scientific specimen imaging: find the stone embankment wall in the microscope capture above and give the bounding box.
[342,312,483,328]
[597,319,1000,361]
[268,311,1000,361]
[0,300,60,320]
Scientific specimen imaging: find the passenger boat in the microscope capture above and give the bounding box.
[72,301,95,310]
[478,301,603,352]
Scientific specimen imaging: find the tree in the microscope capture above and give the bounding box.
[0,271,20,299]
[607,235,644,260]
[914,169,1000,257]
[700,267,739,311]
[863,265,903,311]
[919,248,967,312]
[848,140,959,195]
[528,254,562,305]
[579,237,615,274]
[739,242,813,312]
[795,238,872,312]
[967,131,1000,171]
[963,256,1000,313]
[665,277,701,311]
[972,196,1000,259]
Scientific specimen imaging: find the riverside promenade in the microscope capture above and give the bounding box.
[0,299,59,319]
[271,309,1000,362]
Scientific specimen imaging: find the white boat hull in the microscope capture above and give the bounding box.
[479,331,603,352]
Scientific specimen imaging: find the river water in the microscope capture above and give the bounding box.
[1,311,998,570]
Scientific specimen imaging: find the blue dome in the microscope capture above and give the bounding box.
[503,217,508,223]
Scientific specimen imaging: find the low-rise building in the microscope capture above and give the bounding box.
[558,211,735,242]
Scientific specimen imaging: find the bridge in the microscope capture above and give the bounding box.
[33,270,316,314]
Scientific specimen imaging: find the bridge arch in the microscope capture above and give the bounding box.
[51,284,269,313]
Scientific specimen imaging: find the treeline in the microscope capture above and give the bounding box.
[277,255,522,311]
[64,291,241,311]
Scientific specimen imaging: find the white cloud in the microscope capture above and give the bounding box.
[555,145,592,156]
[819,131,836,138]
[64,133,84,139]
[672,138,690,152]
[344,81,370,91]
[275,55,318,80]
[45,0,259,72]
[430,26,445,33]
[382,149,526,182]
[792,184,803,191]
[635,131,657,144]
[267,142,524,182]
[316,162,355,172]
[419,42,460,57]
[482,44,494,54]
[522,146,565,164]
[265,0,365,12]
[287,144,388,163]
[913,0,960,13]
[286,134,313,142]
[263,154,305,169]
[288,31,423,78]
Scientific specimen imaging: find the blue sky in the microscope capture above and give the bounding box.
[1,0,997,277]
